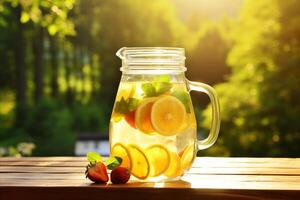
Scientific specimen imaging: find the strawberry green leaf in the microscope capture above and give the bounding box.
[87,152,102,163]
[172,90,191,113]
[105,156,123,170]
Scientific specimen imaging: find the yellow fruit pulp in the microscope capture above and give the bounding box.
[151,96,186,136]
[127,144,150,179]
[145,144,171,177]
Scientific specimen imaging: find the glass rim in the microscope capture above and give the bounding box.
[116,47,186,72]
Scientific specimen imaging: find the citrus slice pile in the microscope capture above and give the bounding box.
[145,144,170,177]
[111,142,195,180]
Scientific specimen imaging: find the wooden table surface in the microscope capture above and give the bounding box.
[0,157,299,200]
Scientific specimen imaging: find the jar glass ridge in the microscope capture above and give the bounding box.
[116,47,187,74]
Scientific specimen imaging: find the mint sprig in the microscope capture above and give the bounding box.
[142,75,172,97]
[114,97,139,115]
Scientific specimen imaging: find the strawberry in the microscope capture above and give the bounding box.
[124,111,136,128]
[85,162,109,183]
[110,167,131,184]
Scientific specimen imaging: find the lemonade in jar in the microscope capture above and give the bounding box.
[109,47,220,182]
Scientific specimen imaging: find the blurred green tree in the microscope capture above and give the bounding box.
[79,0,186,127]
[202,0,300,157]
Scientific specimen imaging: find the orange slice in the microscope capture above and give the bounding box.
[145,144,170,177]
[127,144,150,179]
[164,151,182,178]
[181,143,195,171]
[135,97,157,134]
[151,96,186,136]
[111,143,131,170]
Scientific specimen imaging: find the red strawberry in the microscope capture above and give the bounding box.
[110,167,131,184]
[85,162,109,183]
[125,111,136,128]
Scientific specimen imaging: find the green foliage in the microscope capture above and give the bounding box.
[202,0,300,157]
[0,141,35,157]
[1,0,299,157]
[25,98,75,156]
[1,0,75,37]
[71,103,107,132]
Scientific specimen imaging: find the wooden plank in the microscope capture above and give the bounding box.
[1,159,300,169]
[1,177,300,190]
[1,173,300,184]
[1,165,300,175]
[1,157,300,163]
[0,187,299,200]
[1,157,300,200]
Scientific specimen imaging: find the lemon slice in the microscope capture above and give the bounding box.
[164,152,182,178]
[151,95,187,136]
[128,144,150,179]
[116,83,136,100]
[145,144,171,177]
[181,143,195,171]
[135,97,157,134]
[111,143,131,170]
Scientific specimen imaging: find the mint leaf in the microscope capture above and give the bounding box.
[142,83,156,97]
[114,97,139,114]
[114,97,129,114]
[154,82,172,95]
[154,75,171,82]
[142,75,173,97]
[128,98,139,111]
[87,152,102,163]
[172,90,191,113]
[105,156,122,170]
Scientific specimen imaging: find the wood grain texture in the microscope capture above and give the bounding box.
[0,157,300,200]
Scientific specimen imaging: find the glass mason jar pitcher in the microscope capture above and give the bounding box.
[109,47,220,182]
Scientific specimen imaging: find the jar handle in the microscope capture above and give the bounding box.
[187,79,221,150]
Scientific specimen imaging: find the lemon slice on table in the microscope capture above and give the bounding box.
[164,151,182,178]
[135,97,157,134]
[111,143,131,170]
[151,95,186,136]
[145,144,171,177]
[127,144,150,179]
[180,143,195,171]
